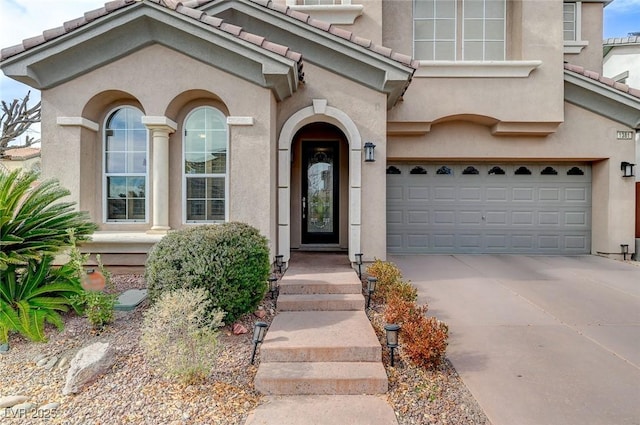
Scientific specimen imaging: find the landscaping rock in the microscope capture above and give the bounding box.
[0,343,9,354]
[62,342,116,395]
[43,356,58,370]
[36,357,49,367]
[38,402,61,411]
[232,323,248,335]
[0,395,29,408]
[254,309,266,319]
[10,402,36,414]
[57,357,68,370]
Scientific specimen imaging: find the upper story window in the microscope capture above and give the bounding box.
[104,107,148,222]
[563,2,577,41]
[563,1,588,54]
[183,106,228,223]
[414,0,506,61]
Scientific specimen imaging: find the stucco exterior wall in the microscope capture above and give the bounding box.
[277,63,388,260]
[387,101,635,255]
[565,2,605,73]
[42,44,278,251]
[386,0,564,125]
[604,45,640,89]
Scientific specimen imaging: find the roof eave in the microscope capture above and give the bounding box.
[564,70,640,129]
[1,2,301,101]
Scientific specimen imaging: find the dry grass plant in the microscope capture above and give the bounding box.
[140,287,225,385]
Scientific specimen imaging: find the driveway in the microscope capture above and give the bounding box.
[390,255,640,425]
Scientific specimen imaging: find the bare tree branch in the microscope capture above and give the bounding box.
[1,91,41,157]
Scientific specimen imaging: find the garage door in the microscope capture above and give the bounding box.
[387,163,591,254]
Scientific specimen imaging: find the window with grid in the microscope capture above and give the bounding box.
[563,3,576,41]
[104,107,147,222]
[183,107,228,223]
[414,0,506,61]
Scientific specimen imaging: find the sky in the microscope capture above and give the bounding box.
[0,0,639,143]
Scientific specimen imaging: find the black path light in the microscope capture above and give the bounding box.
[366,277,377,309]
[355,253,364,279]
[269,275,279,308]
[275,255,285,274]
[250,322,268,365]
[621,244,629,261]
[384,324,400,367]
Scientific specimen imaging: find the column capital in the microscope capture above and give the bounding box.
[142,116,177,132]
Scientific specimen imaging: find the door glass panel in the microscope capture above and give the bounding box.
[307,150,334,234]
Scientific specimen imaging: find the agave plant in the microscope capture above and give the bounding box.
[0,169,97,342]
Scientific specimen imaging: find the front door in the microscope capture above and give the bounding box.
[302,141,339,244]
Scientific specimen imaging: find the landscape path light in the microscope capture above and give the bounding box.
[366,277,377,309]
[355,253,363,279]
[250,322,268,365]
[269,275,279,308]
[384,324,400,367]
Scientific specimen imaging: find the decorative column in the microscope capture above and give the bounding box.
[142,116,177,233]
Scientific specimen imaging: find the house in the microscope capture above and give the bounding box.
[0,147,41,174]
[1,0,639,265]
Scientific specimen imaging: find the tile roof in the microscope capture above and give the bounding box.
[0,0,303,69]
[564,62,640,99]
[603,35,640,46]
[0,0,418,72]
[2,147,41,160]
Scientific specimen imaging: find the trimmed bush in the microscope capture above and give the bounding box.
[401,315,449,368]
[366,259,416,303]
[140,288,225,384]
[145,222,270,323]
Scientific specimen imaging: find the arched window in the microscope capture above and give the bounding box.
[183,106,228,223]
[104,107,147,222]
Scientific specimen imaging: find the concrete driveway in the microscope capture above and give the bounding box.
[390,255,640,425]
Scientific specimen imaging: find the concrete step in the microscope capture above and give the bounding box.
[279,271,362,295]
[244,395,398,425]
[254,362,388,395]
[261,311,381,362]
[278,294,364,311]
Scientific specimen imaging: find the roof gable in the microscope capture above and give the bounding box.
[564,63,640,129]
[197,0,416,109]
[0,0,303,101]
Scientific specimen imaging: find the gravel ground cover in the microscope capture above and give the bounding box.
[1,272,490,425]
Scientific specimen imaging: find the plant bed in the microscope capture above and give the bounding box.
[0,273,276,425]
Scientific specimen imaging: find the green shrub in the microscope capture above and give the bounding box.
[140,287,225,385]
[0,256,84,342]
[366,260,416,303]
[145,222,270,323]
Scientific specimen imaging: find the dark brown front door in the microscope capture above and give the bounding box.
[301,141,339,244]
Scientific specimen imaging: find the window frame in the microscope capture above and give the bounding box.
[413,0,506,61]
[563,1,589,54]
[182,106,230,224]
[102,106,149,224]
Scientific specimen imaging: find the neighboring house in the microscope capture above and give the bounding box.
[0,147,41,174]
[603,33,640,89]
[1,0,640,265]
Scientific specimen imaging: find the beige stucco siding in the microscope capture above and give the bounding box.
[278,63,388,259]
[42,44,279,251]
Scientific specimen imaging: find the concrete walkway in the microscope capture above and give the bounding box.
[245,253,397,425]
[392,254,640,425]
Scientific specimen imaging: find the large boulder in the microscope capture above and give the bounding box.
[62,342,116,395]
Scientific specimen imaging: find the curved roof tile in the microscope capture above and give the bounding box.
[564,62,640,99]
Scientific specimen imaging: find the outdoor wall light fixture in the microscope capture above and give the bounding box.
[384,324,400,367]
[364,142,376,162]
[268,276,279,308]
[355,253,364,279]
[621,244,629,261]
[621,161,635,177]
[366,277,377,309]
[250,322,268,364]
[275,255,285,274]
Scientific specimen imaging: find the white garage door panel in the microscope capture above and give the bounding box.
[387,163,591,254]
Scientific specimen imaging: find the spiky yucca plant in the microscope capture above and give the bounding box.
[0,169,97,342]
